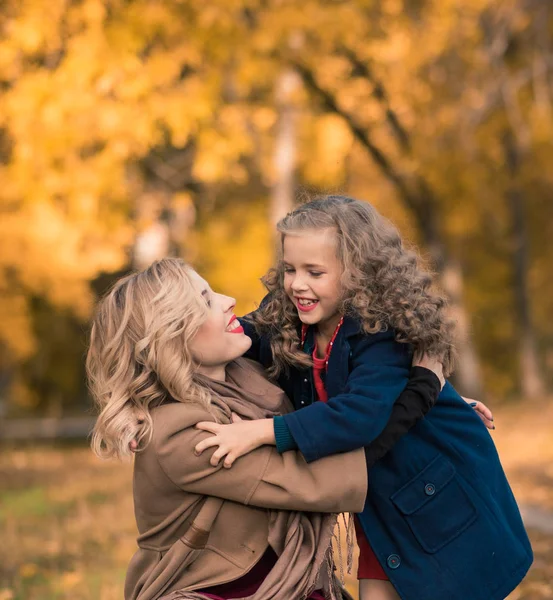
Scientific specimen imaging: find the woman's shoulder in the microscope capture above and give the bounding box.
[150,402,215,447]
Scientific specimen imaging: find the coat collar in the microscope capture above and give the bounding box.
[299,315,358,399]
[299,314,361,349]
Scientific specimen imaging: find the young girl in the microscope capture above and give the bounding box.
[194,196,532,600]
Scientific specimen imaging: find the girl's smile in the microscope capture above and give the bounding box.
[295,297,319,312]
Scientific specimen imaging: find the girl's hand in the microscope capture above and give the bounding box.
[413,353,445,389]
[462,397,495,430]
[194,415,276,468]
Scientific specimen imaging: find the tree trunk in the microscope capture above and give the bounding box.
[511,193,545,398]
[504,132,545,398]
[271,69,299,229]
[415,206,483,398]
[441,260,484,397]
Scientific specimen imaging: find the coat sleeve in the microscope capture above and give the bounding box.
[239,315,262,363]
[239,293,274,364]
[279,330,423,463]
[153,407,367,514]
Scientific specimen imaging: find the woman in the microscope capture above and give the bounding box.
[86,258,445,600]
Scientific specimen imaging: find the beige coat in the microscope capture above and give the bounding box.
[125,362,367,600]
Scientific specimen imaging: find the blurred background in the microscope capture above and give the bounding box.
[0,0,552,598]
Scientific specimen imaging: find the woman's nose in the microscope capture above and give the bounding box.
[223,295,236,312]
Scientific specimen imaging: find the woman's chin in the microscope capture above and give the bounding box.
[234,333,253,358]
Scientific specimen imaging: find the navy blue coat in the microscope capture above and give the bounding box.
[240,314,532,600]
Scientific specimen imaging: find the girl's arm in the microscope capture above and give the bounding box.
[195,365,440,468]
[195,330,439,466]
[153,404,367,514]
[273,333,491,463]
[194,328,493,466]
[274,329,416,463]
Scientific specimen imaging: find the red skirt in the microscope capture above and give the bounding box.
[354,517,388,580]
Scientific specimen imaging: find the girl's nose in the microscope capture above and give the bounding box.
[291,276,307,292]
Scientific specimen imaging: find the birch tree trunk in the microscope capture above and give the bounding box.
[271,69,300,229]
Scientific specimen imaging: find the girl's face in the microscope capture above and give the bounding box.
[188,271,252,379]
[282,229,343,334]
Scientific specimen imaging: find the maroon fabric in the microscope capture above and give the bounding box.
[199,548,325,599]
[354,517,388,581]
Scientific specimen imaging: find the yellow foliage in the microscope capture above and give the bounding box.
[197,202,273,314]
[302,115,353,188]
[0,0,550,406]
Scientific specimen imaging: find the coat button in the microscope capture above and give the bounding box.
[424,483,436,496]
[303,378,308,383]
[387,554,401,569]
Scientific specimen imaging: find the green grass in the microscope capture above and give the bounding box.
[0,446,135,600]
[1,401,553,599]
[0,486,77,521]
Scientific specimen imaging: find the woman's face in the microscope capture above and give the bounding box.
[188,271,252,379]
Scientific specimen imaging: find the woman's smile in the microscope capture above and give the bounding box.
[226,315,244,334]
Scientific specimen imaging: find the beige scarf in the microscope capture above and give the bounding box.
[161,358,352,600]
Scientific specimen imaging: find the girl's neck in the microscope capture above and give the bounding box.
[314,313,343,357]
[315,313,343,341]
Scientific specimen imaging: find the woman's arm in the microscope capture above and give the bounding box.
[363,365,441,467]
[152,403,367,513]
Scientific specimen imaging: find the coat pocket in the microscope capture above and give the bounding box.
[390,454,478,553]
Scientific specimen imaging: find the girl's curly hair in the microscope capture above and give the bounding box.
[250,195,456,379]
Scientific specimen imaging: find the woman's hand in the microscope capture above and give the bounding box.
[413,354,495,430]
[462,397,495,430]
[194,415,276,468]
[413,353,446,389]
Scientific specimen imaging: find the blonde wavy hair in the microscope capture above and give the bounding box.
[250,195,456,379]
[86,258,212,460]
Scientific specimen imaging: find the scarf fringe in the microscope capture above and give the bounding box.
[330,512,356,588]
[343,512,355,576]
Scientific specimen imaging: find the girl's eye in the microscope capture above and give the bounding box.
[309,271,323,277]
[283,268,295,274]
